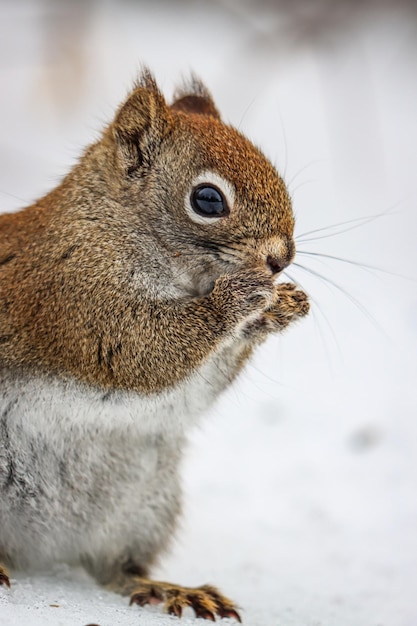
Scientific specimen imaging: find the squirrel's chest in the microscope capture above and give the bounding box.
[0,343,237,493]
[1,341,233,431]
[2,332,243,433]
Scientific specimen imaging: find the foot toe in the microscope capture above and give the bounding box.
[0,568,10,589]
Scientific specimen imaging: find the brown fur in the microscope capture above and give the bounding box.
[0,71,305,395]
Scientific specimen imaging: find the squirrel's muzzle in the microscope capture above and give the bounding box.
[264,238,295,275]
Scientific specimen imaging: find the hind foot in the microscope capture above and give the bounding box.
[130,578,241,621]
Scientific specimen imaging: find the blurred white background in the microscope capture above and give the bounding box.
[0,1,416,625]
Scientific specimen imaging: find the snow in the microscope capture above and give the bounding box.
[1,1,416,625]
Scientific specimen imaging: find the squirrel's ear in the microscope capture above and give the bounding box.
[171,74,221,120]
[112,70,170,176]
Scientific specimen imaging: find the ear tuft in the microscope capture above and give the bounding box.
[112,68,169,176]
[171,73,221,120]
[131,68,165,105]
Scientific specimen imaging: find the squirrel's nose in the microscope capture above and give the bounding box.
[266,255,288,275]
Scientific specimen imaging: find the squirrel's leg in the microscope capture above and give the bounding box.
[107,573,241,622]
[0,563,11,588]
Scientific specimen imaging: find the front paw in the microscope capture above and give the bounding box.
[244,282,309,339]
[211,268,275,327]
[268,282,310,323]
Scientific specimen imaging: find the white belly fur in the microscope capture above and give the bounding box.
[0,339,245,571]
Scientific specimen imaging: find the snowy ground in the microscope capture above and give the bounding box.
[0,1,416,625]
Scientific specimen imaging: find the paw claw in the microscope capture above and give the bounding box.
[0,571,10,588]
[199,611,215,621]
[219,609,242,622]
[130,592,148,607]
[167,601,183,618]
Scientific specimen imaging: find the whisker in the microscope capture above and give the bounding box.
[295,204,400,243]
[297,250,377,270]
[283,270,343,361]
[296,250,413,281]
[237,95,258,132]
[174,237,240,262]
[292,262,384,332]
[296,216,375,241]
[277,109,289,181]
[286,158,326,190]
[181,245,219,258]
[297,250,394,280]
[0,189,28,203]
[289,178,316,197]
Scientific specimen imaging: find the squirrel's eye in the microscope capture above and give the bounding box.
[190,185,228,218]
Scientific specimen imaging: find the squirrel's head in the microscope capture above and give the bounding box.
[99,70,295,296]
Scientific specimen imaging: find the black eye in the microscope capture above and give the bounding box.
[190,185,228,218]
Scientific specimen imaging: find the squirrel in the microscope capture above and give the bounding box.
[0,70,309,621]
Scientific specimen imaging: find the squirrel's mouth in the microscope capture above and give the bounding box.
[169,251,219,298]
[185,266,221,298]
[174,249,295,300]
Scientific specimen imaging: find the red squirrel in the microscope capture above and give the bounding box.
[0,70,309,620]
